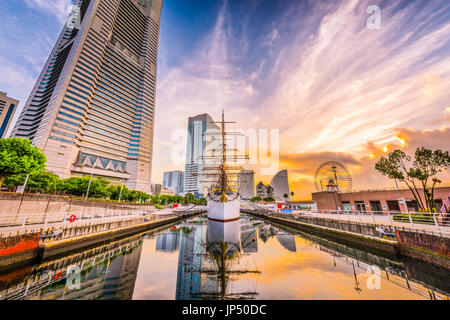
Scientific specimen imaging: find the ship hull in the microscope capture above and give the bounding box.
[207,197,241,222]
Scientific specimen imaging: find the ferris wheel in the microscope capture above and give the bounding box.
[314,161,352,193]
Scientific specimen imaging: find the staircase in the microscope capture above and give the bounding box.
[438,196,450,224]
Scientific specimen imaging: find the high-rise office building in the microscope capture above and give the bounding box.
[0,91,19,138]
[238,170,255,200]
[184,114,219,198]
[270,170,290,201]
[11,0,163,193]
[163,170,184,195]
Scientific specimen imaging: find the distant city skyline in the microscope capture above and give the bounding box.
[1,0,449,199]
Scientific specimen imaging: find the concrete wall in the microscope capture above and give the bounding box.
[0,233,40,272]
[252,213,399,257]
[0,193,155,226]
[397,229,450,269]
[293,215,397,238]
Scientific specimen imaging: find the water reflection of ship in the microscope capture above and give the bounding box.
[172,219,265,300]
[202,220,260,299]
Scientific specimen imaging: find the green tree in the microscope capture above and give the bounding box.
[250,196,262,203]
[375,148,450,211]
[185,193,195,204]
[108,184,124,200]
[263,196,275,202]
[410,147,450,210]
[58,176,111,198]
[59,177,90,196]
[0,138,46,188]
[290,191,295,200]
[283,193,289,202]
[4,171,60,193]
[88,177,111,198]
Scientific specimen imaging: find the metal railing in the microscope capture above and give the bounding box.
[0,206,206,239]
[294,209,450,232]
[244,201,450,238]
[0,208,171,235]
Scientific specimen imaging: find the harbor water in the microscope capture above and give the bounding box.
[0,214,449,300]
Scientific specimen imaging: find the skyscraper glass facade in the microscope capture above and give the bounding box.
[0,91,19,138]
[183,114,219,198]
[163,170,184,195]
[11,0,163,193]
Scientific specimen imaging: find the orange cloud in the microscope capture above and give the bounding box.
[271,127,450,200]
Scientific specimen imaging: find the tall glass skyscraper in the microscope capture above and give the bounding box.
[0,91,19,138]
[183,114,219,198]
[11,0,163,193]
[163,170,184,195]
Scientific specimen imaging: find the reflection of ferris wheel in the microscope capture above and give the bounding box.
[314,161,352,193]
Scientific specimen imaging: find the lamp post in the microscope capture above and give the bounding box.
[118,179,124,203]
[85,174,93,201]
[22,174,30,193]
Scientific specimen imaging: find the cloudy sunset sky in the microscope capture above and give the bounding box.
[1,0,449,199]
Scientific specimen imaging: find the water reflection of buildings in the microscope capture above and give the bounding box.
[316,243,448,299]
[175,224,204,300]
[276,232,297,252]
[241,228,258,253]
[0,236,144,300]
[156,232,180,252]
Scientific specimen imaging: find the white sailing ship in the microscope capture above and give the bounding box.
[202,111,247,222]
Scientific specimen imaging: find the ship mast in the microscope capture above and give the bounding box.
[199,110,248,201]
[220,109,228,194]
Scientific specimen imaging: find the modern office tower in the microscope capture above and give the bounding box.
[0,92,19,138]
[184,114,219,198]
[11,0,163,193]
[270,170,290,201]
[238,170,255,200]
[163,170,184,195]
[150,183,162,195]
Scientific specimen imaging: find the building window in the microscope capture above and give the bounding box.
[387,200,400,212]
[370,201,382,213]
[406,200,419,213]
[342,202,352,211]
[434,199,443,212]
[355,201,366,213]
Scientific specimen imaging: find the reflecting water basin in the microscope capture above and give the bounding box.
[0,215,449,300]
